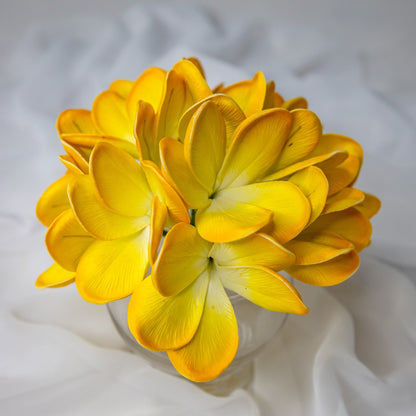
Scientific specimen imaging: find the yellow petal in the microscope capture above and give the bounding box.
[288,166,328,225]
[218,181,310,243]
[354,193,381,219]
[128,270,208,351]
[142,160,190,224]
[61,140,89,174]
[310,133,363,192]
[263,81,284,109]
[286,250,360,286]
[172,59,212,102]
[217,108,293,189]
[168,273,238,382]
[133,101,158,163]
[270,109,322,171]
[35,263,75,289]
[264,150,348,181]
[306,208,372,252]
[57,109,98,136]
[210,233,295,270]
[148,196,168,265]
[217,265,308,314]
[59,154,85,175]
[36,173,74,227]
[68,175,148,240]
[184,101,226,193]
[281,97,308,110]
[109,79,134,98]
[45,209,94,271]
[323,187,365,214]
[90,142,153,217]
[285,232,354,265]
[159,137,209,208]
[126,66,166,118]
[153,223,211,296]
[178,94,245,145]
[195,196,272,243]
[185,57,206,78]
[274,92,285,107]
[92,90,134,142]
[62,133,139,159]
[312,133,363,164]
[76,230,150,303]
[221,72,267,117]
[155,69,188,141]
[320,156,361,195]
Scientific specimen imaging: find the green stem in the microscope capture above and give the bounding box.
[190,209,196,226]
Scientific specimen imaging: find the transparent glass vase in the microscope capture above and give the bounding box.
[108,292,287,396]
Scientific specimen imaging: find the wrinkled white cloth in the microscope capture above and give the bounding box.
[1,3,415,415]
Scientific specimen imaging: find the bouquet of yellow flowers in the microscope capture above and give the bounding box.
[36,58,380,382]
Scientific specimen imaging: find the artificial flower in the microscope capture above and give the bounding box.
[36,142,188,302]
[36,58,211,226]
[284,191,380,285]
[59,58,211,163]
[128,223,307,382]
[160,101,320,243]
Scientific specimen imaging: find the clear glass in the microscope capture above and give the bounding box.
[108,292,287,396]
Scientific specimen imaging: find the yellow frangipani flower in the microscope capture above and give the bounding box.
[284,191,380,286]
[200,72,363,198]
[267,132,377,287]
[59,58,211,164]
[160,101,326,243]
[36,58,211,227]
[36,142,189,302]
[128,223,308,382]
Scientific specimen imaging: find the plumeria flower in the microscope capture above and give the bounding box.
[36,142,188,302]
[270,135,379,286]
[128,223,308,382]
[284,191,380,285]
[57,57,210,158]
[36,58,211,227]
[58,58,212,166]
[160,100,320,243]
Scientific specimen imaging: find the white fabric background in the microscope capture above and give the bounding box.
[1,2,416,415]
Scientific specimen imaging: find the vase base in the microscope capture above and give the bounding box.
[108,295,286,396]
[117,319,254,396]
[193,360,254,396]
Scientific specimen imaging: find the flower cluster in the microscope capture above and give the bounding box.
[36,58,380,382]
